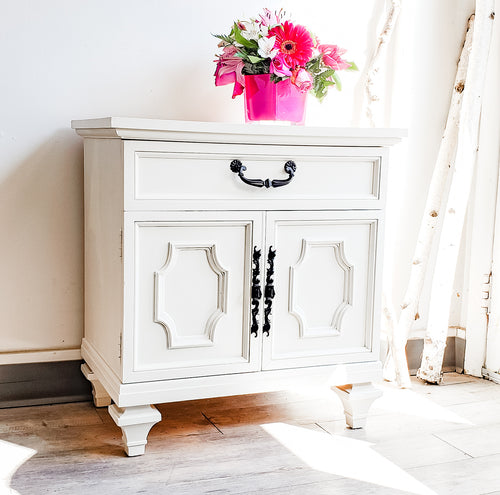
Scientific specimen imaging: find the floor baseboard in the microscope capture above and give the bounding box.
[0,360,92,409]
[406,336,463,376]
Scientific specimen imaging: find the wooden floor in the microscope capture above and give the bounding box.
[2,373,500,495]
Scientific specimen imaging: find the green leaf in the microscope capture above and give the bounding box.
[321,69,336,79]
[232,23,257,49]
[331,71,342,91]
[212,33,234,45]
[235,52,250,62]
[306,56,322,75]
[346,61,359,71]
[248,55,264,64]
[242,58,271,75]
[270,73,285,83]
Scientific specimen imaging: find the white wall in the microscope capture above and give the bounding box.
[0,0,475,363]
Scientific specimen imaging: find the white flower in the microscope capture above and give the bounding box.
[257,36,278,59]
[240,20,261,41]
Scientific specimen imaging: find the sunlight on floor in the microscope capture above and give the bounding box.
[285,379,473,427]
[0,440,37,495]
[262,422,437,495]
[374,383,474,426]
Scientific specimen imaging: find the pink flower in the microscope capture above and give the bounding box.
[214,45,245,98]
[269,21,314,68]
[291,68,313,93]
[318,44,351,71]
[259,8,286,27]
[270,53,292,77]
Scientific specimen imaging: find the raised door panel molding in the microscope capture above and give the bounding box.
[262,210,381,370]
[154,243,228,349]
[127,212,263,382]
[289,239,353,339]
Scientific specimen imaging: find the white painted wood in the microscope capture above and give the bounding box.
[83,138,125,380]
[81,363,111,407]
[125,141,386,212]
[82,335,383,408]
[72,117,406,147]
[0,348,81,365]
[74,118,402,455]
[333,382,383,428]
[486,173,500,373]
[482,368,500,384]
[108,404,161,456]
[154,242,228,349]
[469,1,500,377]
[123,211,262,382]
[262,210,382,370]
[290,239,353,338]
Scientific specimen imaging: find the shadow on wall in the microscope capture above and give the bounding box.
[0,130,84,353]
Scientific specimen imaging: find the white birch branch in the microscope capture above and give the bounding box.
[384,14,475,388]
[418,0,495,384]
[363,0,403,383]
[365,0,401,127]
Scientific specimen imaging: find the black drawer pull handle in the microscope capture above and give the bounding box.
[230,160,296,188]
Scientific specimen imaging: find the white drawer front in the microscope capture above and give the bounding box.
[124,141,386,211]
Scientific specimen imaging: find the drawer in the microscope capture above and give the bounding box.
[124,141,387,211]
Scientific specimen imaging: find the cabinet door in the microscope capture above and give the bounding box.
[262,210,382,370]
[123,211,263,382]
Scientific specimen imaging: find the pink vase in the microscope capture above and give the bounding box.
[244,74,307,124]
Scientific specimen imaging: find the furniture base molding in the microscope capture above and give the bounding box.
[81,363,112,407]
[333,382,382,429]
[82,337,383,406]
[108,404,161,456]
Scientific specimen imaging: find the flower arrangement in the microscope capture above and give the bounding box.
[213,9,357,101]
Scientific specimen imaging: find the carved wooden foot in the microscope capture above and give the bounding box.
[81,363,112,407]
[333,382,382,429]
[108,404,161,456]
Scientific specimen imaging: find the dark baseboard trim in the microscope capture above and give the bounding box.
[0,360,92,409]
[407,335,464,376]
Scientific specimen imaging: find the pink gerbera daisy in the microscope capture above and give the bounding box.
[269,21,313,68]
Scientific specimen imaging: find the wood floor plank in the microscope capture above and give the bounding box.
[318,408,473,444]
[407,454,500,495]
[205,397,345,430]
[12,429,339,494]
[2,373,500,495]
[371,433,471,469]
[434,423,500,458]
